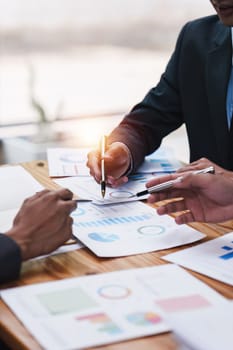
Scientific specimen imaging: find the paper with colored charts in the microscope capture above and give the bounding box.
[166,302,233,350]
[48,146,181,178]
[136,147,182,174]
[47,148,91,177]
[71,201,205,257]
[1,265,226,350]
[164,232,233,286]
[55,173,155,204]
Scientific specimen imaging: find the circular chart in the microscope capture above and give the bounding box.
[126,312,161,326]
[98,285,131,299]
[72,208,86,217]
[137,225,165,236]
[109,190,133,199]
[88,232,119,243]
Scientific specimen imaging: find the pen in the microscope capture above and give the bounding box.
[100,135,107,198]
[131,165,215,198]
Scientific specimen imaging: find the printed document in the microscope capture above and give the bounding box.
[1,264,226,350]
[164,232,233,286]
[55,173,154,204]
[72,201,205,257]
[167,302,233,350]
[48,146,181,178]
[47,148,91,177]
[0,165,82,255]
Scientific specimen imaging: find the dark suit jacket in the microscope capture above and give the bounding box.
[0,234,21,284]
[108,15,233,172]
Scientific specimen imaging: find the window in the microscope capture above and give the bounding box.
[0,0,213,126]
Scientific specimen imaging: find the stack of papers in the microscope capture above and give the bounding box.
[55,173,153,205]
[47,146,203,257]
[50,146,182,205]
[1,264,227,350]
[47,146,182,179]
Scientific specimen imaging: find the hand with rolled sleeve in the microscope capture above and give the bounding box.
[147,173,233,224]
[87,142,132,188]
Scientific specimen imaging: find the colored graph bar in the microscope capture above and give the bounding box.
[76,312,122,335]
[221,246,233,251]
[219,252,233,260]
[74,214,153,228]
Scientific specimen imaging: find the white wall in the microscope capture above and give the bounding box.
[0,0,213,29]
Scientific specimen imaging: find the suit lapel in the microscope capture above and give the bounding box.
[206,22,232,166]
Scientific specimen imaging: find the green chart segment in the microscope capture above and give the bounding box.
[37,287,98,315]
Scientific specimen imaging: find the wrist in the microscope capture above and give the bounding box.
[5,227,29,261]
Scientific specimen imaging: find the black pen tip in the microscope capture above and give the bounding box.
[101,181,106,198]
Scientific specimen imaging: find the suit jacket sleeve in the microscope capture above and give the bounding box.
[108,23,189,172]
[0,234,21,284]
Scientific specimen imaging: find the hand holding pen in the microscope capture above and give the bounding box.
[87,140,131,190]
[145,166,233,224]
[100,135,107,198]
[131,166,215,198]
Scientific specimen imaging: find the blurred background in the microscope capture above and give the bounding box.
[0,0,214,163]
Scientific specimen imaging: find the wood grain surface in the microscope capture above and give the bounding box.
[0,160,232,350]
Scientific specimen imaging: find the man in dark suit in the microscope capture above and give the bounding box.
[87,0,233,187]
[0,188,76,284]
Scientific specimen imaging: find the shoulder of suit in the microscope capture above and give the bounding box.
[179,14,228,40]
[184,14,223,31]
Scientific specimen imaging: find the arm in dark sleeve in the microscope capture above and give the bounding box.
[108,23,189,172]
[0,234,21,284]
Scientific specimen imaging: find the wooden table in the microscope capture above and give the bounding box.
[0,160,233,350]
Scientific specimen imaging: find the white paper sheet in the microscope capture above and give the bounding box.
[0,165,83,255]
[33,241,83,260]
[47,148,91,177]
[48,146,182,178]
[166,302,233,350]
[71,201,205,257]
[164,232,233,286]
[0,165,44,233]
[0,165,44,212]
[136,147,182,174]
[55,173,154,204]
[1,265,226,350]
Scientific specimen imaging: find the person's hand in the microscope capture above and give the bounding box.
[177,157,233,178]
[5,188,77,260]
[147,173,233,224]
[87,142,131,187]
